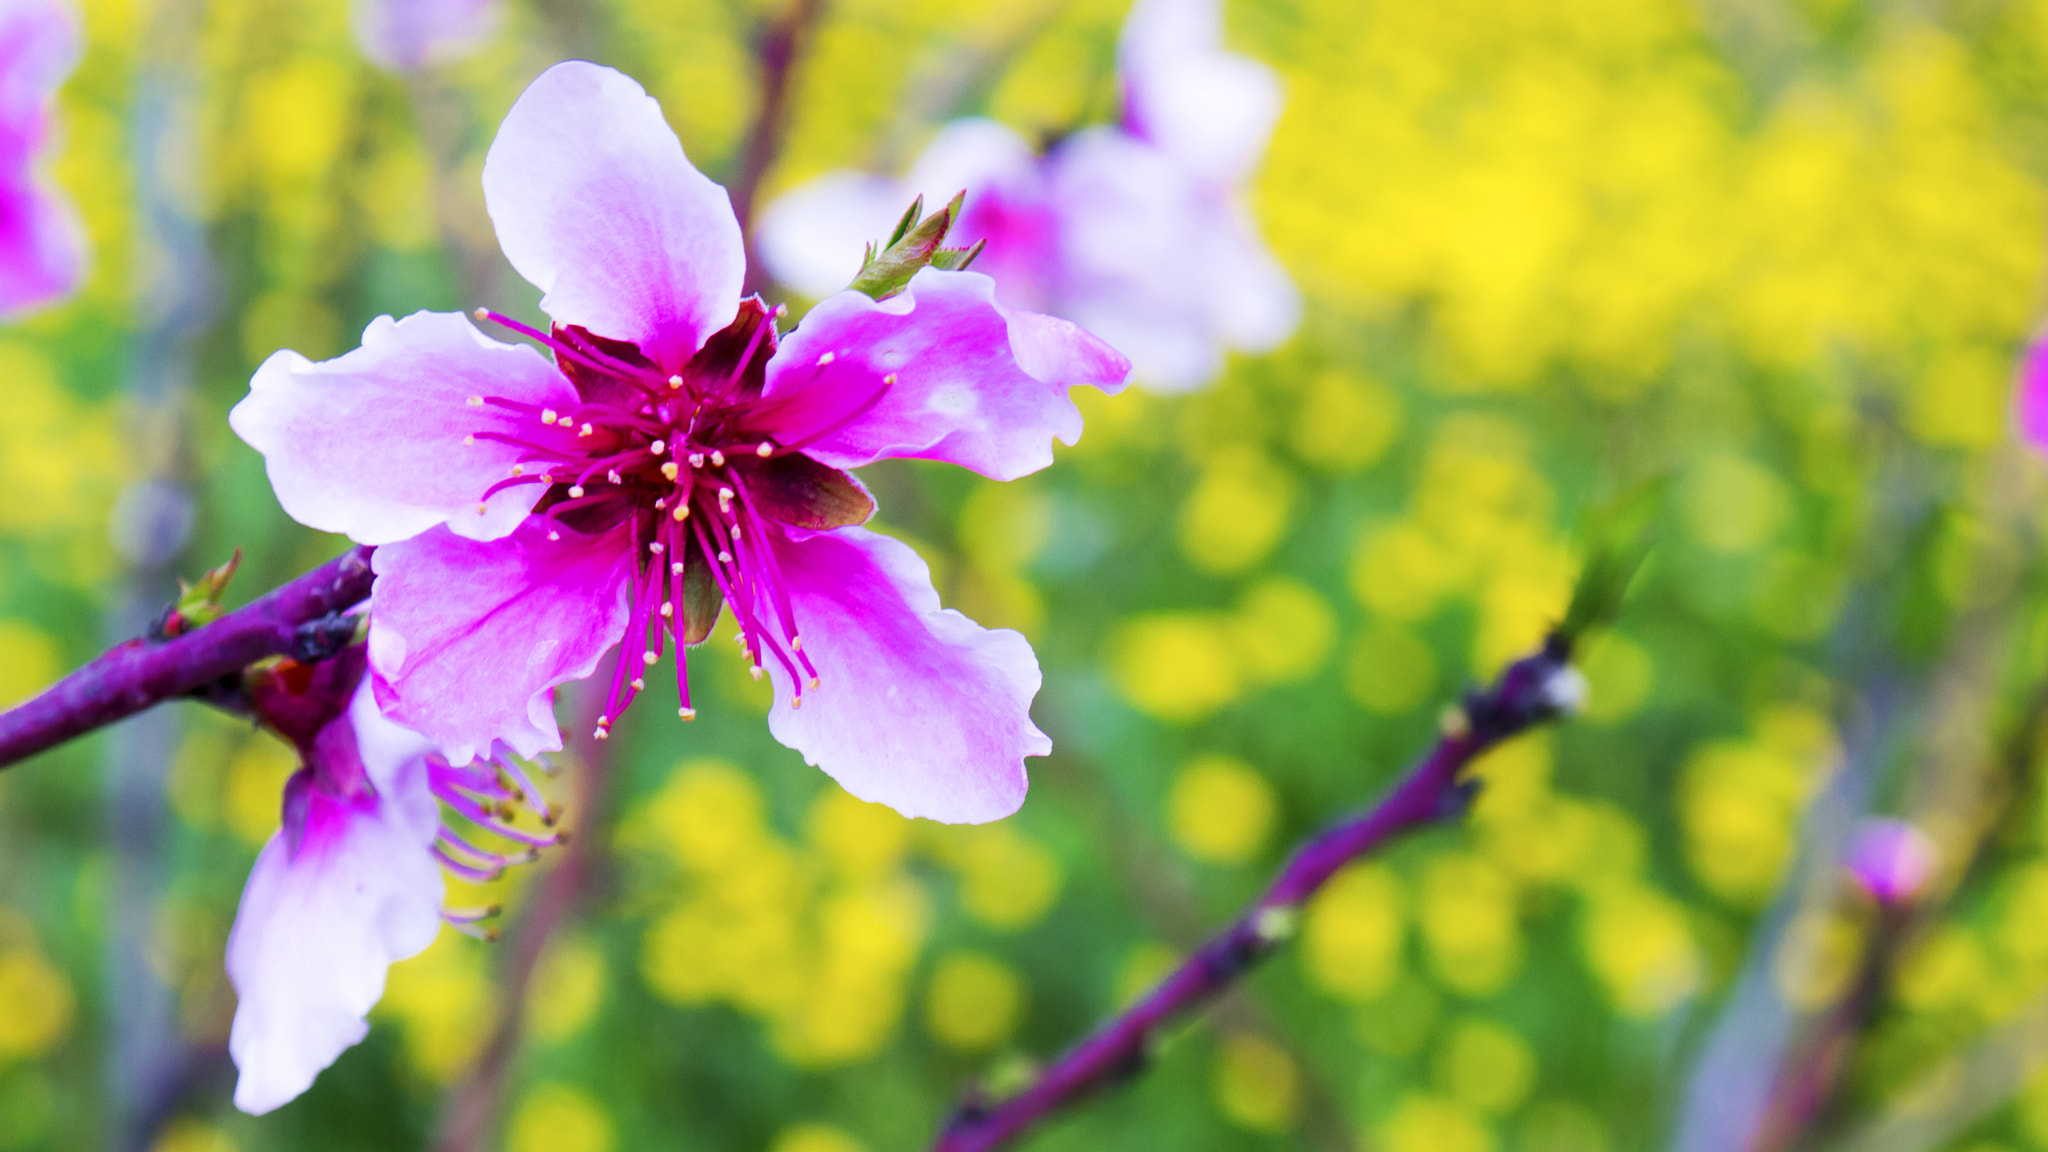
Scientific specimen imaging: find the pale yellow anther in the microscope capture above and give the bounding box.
[670,561,684,575]
[594,728,610,740]
[718,550,732,563]
[548,531,561,541]
[679,707,696,720]
[476,503,488,515]
[756,442,773,457]
[730,526,743,541]
[608,470,623,484]
[579,423,594,437]
[630,677,645,691]
[672,505,688,521]
[510,464,525,477]
[473,307,489,321]
[688,453,705,468]
[668,374,684,389]
[791,635,804,652]
[542,409,558,424]
[819,352,835,366]
[791,696,803,710]
[643,650,658,666]
[710,450,725,467]
[467,395,484,407]
[718,486,734,503]
[655,498,667,510]
[568,485,585,498]
[650,439,666,455]
[808,676,820,689]
[883,373,897,385]
[660,602,674,618]
[649,541,665,554]
[661,462,680,481]
[749,665,764,681]
[463,435,476,447]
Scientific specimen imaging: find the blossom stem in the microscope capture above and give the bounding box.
[928,633,1583,1152]
[0,546,376,769]
[733,0,829,296]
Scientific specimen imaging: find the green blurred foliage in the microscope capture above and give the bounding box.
[8,0,2048,1150]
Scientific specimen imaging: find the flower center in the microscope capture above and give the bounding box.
[467,305,869,736]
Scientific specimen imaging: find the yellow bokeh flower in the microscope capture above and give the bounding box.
[1213,1033,1300,1133]
[507,1084,613,1152]
[925,950,1026,1052]
[1166,755,1278,865]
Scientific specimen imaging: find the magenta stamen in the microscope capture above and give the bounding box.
[768,374,897,456]
[431,844,505,883]
[478,309,662,392]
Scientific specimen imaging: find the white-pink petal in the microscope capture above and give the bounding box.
[761,268,1129,481]
[229,310,575,546]
[764,525,1047,823]
[368,519,634,765]
[351,0,500,73]
[755,171,906,300]
[483,61,744,371]
[1118,0,1283,184]
[225,681,443,1115]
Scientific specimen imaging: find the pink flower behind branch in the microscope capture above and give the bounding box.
[755,0,1297,392]
[351,0,500,73]
[1842,818,1936,907]
[225,648,560,1114]
[0,0,83,318]
[232,62,1131,824]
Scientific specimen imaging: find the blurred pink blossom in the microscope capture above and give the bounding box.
[232,63,1130,824]
[226,648,559,1114]
[757,0,1297,392]
[1843,817,1936,906]
[0,0,83,317]
[352,0,499,72]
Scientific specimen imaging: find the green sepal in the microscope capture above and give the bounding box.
[848,191,984,300]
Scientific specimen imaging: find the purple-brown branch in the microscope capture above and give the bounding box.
[733,0,827,297]
[0,546,375,768]
[929,634,1581,1152]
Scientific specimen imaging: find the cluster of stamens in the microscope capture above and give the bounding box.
[465,308,896,736]
[428,750,564,940]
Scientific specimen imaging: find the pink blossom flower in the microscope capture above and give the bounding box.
[756,0,1296,392]
[1842,818,1936,907]
[0,0,84,317]
[231,62,1130,823]
[352,0,499,72]
[226,649,559,1114]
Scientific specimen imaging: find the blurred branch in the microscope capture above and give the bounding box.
[431,656,623,1152]
[733,0,828,296]
[929,633,1586,1152]
[0,547,374,768]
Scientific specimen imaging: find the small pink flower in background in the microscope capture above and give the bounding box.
[0,0,84,318]
[232,62,1130,824]
[1843,818,1936,906]
[226,647,559,1114]
[756,0,1296,392]
[2017,336,2048,451]
[352,0,500,72]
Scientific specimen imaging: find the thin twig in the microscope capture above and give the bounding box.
[0,547,375,769]
[732,0,828,296]
[928,634,1582,1152]
[431,656,622,1152]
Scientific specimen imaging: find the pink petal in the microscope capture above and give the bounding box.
[761,268,1130,481]
[230,310,576,545]
[482,61,743,370]
[763,525,1047,823]
[368,518,634,765]
[351,0,499,72]
[225,727,442,1114]
[1118,0,1283,184]
[0,0,82,318]
[2018,336,2048,452]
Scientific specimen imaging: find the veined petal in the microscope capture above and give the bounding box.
[483,61,743,370]
[1118,0,1283,184]
[760,268,1129,481]
[368,519,634,764]
[230,311,575,545]
[763,525,1046,824]
[225,755,442,1115]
